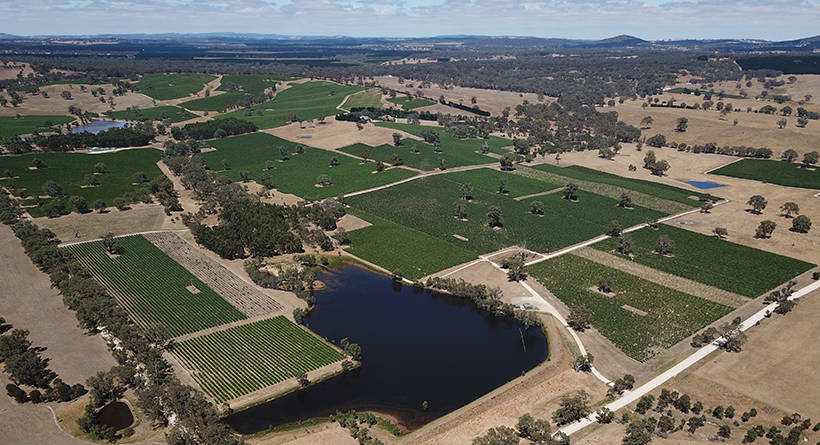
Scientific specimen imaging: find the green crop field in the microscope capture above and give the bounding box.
[107,106,192,124]
[65,235,246,337]
[0,149,164,217]
[0,115,75,138]
[213,81,363,129]
[173,316,345,403]
[530,254,732,362]
[179,92,247,112]
[202,132,416,200]
[532,164,711,205]
[134,73,217,101]
[342,89,383,110]
[216,75,291,93]
[346,209,478,280]
[709,159,820,190]
[386,96,436,110]
[443,168,564,199]
[346,175,665,256]
[376,122,511,155]
[592,224,815,298]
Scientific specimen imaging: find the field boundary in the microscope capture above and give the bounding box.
[703,156,744,174]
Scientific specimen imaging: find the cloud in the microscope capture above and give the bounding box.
[0,0,818,40]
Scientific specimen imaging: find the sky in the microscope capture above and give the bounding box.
[1,0,819,41]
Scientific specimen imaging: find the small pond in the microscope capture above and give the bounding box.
[228,265,548,434]
[686,180,726,190]
[70,119,127,134]
[97,400,134,431]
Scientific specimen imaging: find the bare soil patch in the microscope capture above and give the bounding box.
[0,83,157,117]
[336,213,372,232]
[0,226,116,385]
[621,304,647,316]
[265,120,409,151]
[34,204,168,243]
[452,234,469,241]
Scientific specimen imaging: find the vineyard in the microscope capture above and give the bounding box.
[443,168,564,199]
[64,235,246,337]
[529,254,732,362]
[143,232,284,317]
[591,224,816,298]
[173,316,345,403]
[709,159,820,190]
[133,73,217,101]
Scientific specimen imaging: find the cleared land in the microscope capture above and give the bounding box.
[0,148,164,217]
[345,209,478,280]
[212,81,363,129]
[107,105,193,124]
[709,158,820,189]
[346,175,666,256]
[173,316,345,404]
[65,234,246,337]
[0,115,74,137]
[592,224,816,297]
[202,132,417,200]
[529,253,732,362]
[134,73,218,101]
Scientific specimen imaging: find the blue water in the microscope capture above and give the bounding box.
[70,119,127,134]
[686,181,725,189]
[228,265,548,433]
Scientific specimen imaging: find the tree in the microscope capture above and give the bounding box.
[454,199,467,220]
[623,420,653,445]
[713,227,728,238]
[93,199,107,213]
[84,174,98,186]
[100,233,122,254]
[132,172,147,184]
[563,183,578,201]
[392,132,402,146]
[700,201,713,213]
[32,158,46,169]
[61,90,72,100]
[755,220,777,238]
[656,234,675,255]
[330,156,339,167]
[618,193,632,208]
[649,159,670,176]
[69,196,89,214]
[498,178,508,194]
[265,160,274,170]
[781,202,800,218]
[361,148,370,163]
[777,118,788,129]
[607,220,622,236]
[802,151,819,169]
[530,200,544,215]
[747,195,767,214]
[316,174,332,186]
[598,146,615,160]
[113,197,128,211]
[643,150,656,168]
[517,413,559,444]
[279,147,289,161]
[675,117,689,132]
[295,371,310,387]
[635,395,655,415]
[389,153,403,166]
[792,215,812,233]
[502,255,527,281]
[42,199,65,218]
[618,233,634,254]
[568,305,592,332]
[472,426,519,445]
[42,181,62,197]
[499,152,518,171]
[572,352,594,372]
[640,116,653,129]
[486,206,503,228]
[552,391,591,426]
[376,160,385,172]
[461,183,473,201]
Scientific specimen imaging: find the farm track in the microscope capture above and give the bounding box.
[571,247,749,308]
[143,231,284,317]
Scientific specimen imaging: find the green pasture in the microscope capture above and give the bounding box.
[709,159,820,190]
[342,89,384,110]
[134,73,217,101]
[65,235,246,337]
[0,149,164,217]
[179,92,247,112]
[346,209,478,280]
[376,122,511,155]
[212,81,363,129]
[202,132,416,200]
[174,316,344,403]
[216,74,291,94]
[530,254,732,362]
[107,106,192,124]
[592,224,815,298]
[443,168,564,199]
[0,115,74,138]
[386,96,436,110]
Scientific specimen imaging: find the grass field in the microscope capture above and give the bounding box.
[107,106,192,124]
[0,115,75,138]
[530,254,732,362]
[709,159,820,190]
[0,149,164,217]
[202,132,417,200]
[134,73,217,101]
[213,81,364,129]
[376,122,511,155]
[346,209,478,280]
[591,224,816,298]
[173,316,345,403]
[386,96,436,110]
[346,175,665,255]
[443,168,564,199]
[342,89,383,110]
[65,235,246,337]
[216,75,291,93]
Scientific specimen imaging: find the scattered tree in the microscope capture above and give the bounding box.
[618,233,634,254]
[781,202,799,218]
[782,149,799,163]
[618,193,632,208]
[792,215,812,233]
[42,181,62,197]
[606,220,621,236]
[568,305,592,332]
[802,151,819,169]
[486,206,503,228]
[552,391,591,426]
[747,195,767,214]
[656,234,675,255]
[530,200,544,215]
[392,132,402,146]
[563,183,578,201]
[755,220,777,238]
[68,196,89,214]
[675,117,688,132]
[713,227,728,239]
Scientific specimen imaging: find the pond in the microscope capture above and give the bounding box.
[228,265,548,434]
[97,401,134,431]
[686,180,726,190]
[70,119,127,134]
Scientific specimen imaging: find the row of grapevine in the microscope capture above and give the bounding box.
[173,316,345,403]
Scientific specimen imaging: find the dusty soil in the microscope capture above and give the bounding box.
[0,225,117,385]
[35,203,170,242]
[265,120,416,151]
[0,84,158,118]
[373,76,545,116]
[0,62,35,80]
